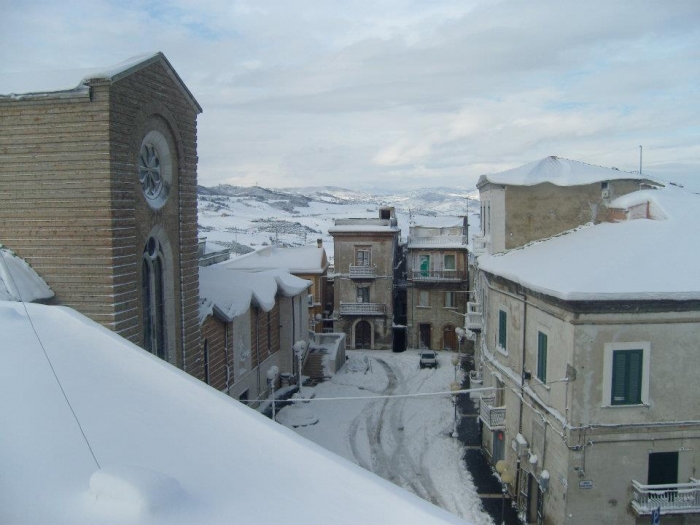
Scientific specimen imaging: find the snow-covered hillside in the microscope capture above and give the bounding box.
[198,185,480,261]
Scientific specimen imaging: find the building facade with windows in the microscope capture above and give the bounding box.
[329,207,400,349]
[406,219,469,351]
[471,180,700,524]
[0,53,204,377]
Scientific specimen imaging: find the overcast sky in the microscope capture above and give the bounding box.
[2,0,699,191]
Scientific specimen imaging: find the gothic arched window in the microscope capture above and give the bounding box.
[142,236,166,359]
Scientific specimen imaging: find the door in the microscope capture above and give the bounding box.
[648,452,679,485]
[419,323,431,349]
[492,430,505,464]
[443,325,457,351]
[355,320,372,349]
[419,255,430,277]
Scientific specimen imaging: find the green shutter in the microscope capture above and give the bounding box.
[498,310,507,349]
[537,332,547,383]
[611,349,643,405]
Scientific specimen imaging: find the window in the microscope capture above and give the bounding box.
[537,331,547,383]
[356,248,370,266]
[603,342,650,407]
[611,349,643,405]
[419,254,430,277]
[356,286,370,303]
[444,254,456,270]
[419,290,429,307]
[444,291,455,308]
[139,130,172,210]
[142,236,166,360]
[498,309,507,350]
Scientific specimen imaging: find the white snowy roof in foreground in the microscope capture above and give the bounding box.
[199,267,311,322]
[0,301,469,525]
[220,244,328,274]
[477,156,655,187]
[0,245,53,302]
[0,52,201,112]
[478,186,700,301]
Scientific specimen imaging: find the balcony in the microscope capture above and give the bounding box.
[409,268,466,282]
[472,234,489,257]
[479,395,506,430]
[339,302,386,316]
[632,479,700,516]
[466,302,483,331]
[349,265,377,279]
[408,235,467,248]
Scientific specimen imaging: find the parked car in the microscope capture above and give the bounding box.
[419,350,438,369]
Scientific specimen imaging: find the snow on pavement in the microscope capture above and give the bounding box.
[279,350,494,525]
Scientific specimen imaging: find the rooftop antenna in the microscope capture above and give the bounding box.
[639,145,643,176]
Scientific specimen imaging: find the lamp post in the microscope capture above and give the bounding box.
[266,365,279,421]
[496,460,515,525]
[450,381,460,438]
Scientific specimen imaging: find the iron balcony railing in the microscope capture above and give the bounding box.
[466,301,483,331]
[407,235,467,247]
[631,479,700,515]
[339,302,386,316]
[409,268,466,282]
[472,234,489,257]
[479,395,506,429]
[349,265,377,279]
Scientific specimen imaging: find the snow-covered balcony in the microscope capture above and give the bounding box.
[339,302,386,316]
[349,265,377,279]
[407,235,467,248]
[466,302,483,331]
[409,268,466,282]
[631,479,700,516]
[479,396,505,430]
[472,234,489,257]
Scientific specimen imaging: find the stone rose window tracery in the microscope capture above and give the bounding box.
[139,130,172,209]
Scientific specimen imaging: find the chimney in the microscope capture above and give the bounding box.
[317,238,323,248]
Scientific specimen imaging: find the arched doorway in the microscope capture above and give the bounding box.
[355,320,372,349]
[443,324,457,351]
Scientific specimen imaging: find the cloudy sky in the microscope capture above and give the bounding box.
[2,0,699,191]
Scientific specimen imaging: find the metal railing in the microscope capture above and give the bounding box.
[409,269,466,282]
[407,235,467,247]
[349,265,377,279]
[466,301,483,330]
[631,479,700,515]
[339,302,386,315]
[479,395,506,429]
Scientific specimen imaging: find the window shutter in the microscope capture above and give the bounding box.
[627,350,643,404]
[537,332,547,383]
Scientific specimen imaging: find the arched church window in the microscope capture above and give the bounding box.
[142,236,166,359]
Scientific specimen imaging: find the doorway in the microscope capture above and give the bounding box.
[648,451,679,485]
[443,324,457,351]
[419,323,431,349]
[355,320,372,349]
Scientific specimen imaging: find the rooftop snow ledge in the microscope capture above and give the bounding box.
[86,465,185,519]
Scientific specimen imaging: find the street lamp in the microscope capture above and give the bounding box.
[266,365,279,421]
[293,340,308,397]
[450,381,460,438]
[451,352,460,382]
[496,460,515,525]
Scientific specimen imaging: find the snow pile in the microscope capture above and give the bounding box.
[0,244,54,302]
[0,302,471,524]
[478,156,657,187]
[221,244,328,274]
[276,403,319,427]
[479,185,700,301]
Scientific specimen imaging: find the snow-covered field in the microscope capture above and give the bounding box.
[198,186,480,261]
[278,350,494,525]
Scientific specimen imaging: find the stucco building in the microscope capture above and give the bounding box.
[329,207,401,349]
[406,218,469,351]
[470,158,700,524]
[0,53,204,377]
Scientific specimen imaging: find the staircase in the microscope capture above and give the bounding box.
[303,349,328,380]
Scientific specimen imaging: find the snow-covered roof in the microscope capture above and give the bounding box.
[478,186,700,302]
[199,267,311,323]
[0,52,201,112]
[0,245,53,302]
[0,301,468,525]
[220,244,328,274]
[477,156,656,188]
[328,224,400,234]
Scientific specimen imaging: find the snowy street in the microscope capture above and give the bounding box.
[278,350,493,525]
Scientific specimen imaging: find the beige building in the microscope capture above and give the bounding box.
[470,160,700,524]
[406,218,469,351]
[0,53,204,377]
[329,207,400,349]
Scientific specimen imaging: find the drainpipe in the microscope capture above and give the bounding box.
[515,290,528,507]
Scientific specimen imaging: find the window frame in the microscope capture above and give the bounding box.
[355,247,371,267]
[356,286,370,303]
[602,342,651,407]
[497,309,507,351]
[443,254,456,271]
[418,290,430,307]
[536,331,548,383]
[444,291,455,308]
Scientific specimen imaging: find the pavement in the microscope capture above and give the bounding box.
[456,355,522,525]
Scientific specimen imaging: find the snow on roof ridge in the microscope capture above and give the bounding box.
[0,244,54,302]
